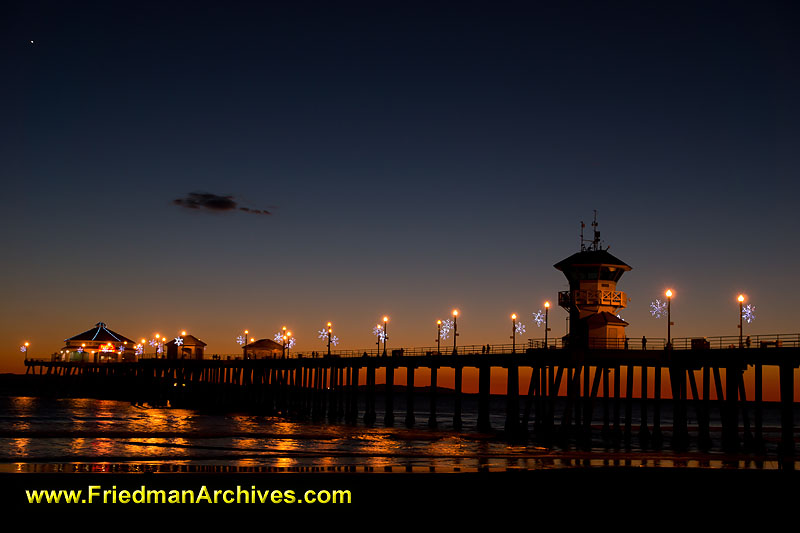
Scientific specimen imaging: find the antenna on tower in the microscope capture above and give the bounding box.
[591,210,600,251]
[580,210,606,251]
[580,221,586,251]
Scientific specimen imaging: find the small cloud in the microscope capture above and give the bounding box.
[173,192,272,215]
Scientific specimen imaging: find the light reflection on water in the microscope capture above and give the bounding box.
[0,395,797,472]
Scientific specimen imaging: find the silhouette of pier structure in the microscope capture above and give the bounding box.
[23,339,800,457]
[20,216,800,459]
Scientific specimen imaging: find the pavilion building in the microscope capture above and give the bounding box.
[165,334,207,360]
[243,339,284,359]
[59,322,137,362]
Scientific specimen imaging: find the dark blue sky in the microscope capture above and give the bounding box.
[2,1,798,371]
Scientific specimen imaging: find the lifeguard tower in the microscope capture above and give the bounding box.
[554,213,631,349]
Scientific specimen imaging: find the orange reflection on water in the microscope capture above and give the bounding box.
[268,438,300,469]
[9,438,31,456]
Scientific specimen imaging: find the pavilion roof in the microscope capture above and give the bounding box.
[65,322,136,344]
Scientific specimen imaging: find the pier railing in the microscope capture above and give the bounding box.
[37,333,800,363]
[669,333,800,350]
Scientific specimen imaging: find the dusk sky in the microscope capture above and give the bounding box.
[2,1,798,374]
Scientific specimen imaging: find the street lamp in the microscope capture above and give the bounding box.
[153,334,165,358]
[511,314,517,353]
[327,322,333,357]
[436,319,443,354]
[382,316,389,356]
[21,342,29,361]
[665,289,673,348]
[375,324,382,356]
[282,328,292,358]
[544,301,550,349]
[452,310,459,355]
[738,294,745,348]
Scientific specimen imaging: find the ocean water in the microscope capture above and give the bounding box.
[1,393,795,473]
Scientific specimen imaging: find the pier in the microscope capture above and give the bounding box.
[23,334,800,458]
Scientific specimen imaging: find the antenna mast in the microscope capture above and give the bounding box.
[591,210,600,251]
[580,210,603,251]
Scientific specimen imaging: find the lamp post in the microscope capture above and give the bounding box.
[154,334,164,358]
[21,342,29,361]
[382,316,389,356]
[544,301,550,349]
[375,324,382,356]
[242,329,249,358]
[665,289,673,349]
[282,329,292,358]
[327,322,333,357]
[436,320,442,355]
[511,314,517,353]
[452,310,459,355]
[738,294,745,348]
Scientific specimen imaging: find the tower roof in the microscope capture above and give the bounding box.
[553,249,631,272]
[583,311,629,327]
[64,322,136,344]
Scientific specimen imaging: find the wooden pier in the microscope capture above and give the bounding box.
[23,342,800,458]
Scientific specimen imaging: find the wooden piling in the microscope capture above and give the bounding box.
[477,363,491,432]
[779,362,795,457]
[453,365,463,430]
[429,365,438,428]
[639,364,650,443]
[504,363,519,436]
[723,362,740,450]
[405,365,415,427]
[385,362,395,426]
[365,362,376,426]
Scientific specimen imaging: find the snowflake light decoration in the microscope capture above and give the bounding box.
[742,304,756,324]
[19,345,27,353]
[236,335,246,346]
[274,332,296,348]
[372,325,386,342]
[135,344,144,356]
[156,343,164,355]
[515,322,526,335]
[174,337,184,346]
[650,299,668,318]
[532,310,546,327]
[77,346,84,353]
[149,339,158,347]
[439,319,453,341]
[318,328,340,346]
